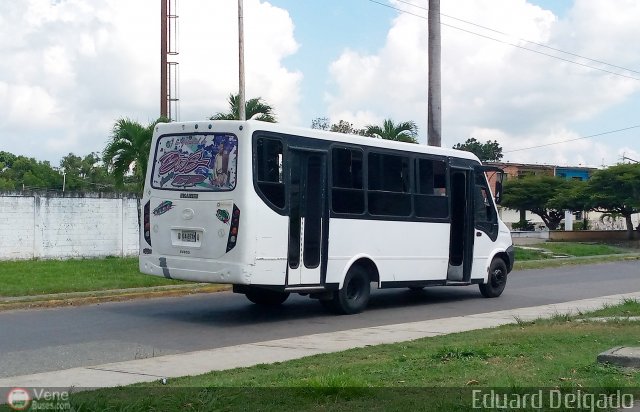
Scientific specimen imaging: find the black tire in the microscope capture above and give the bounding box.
[323,266,371,314]
[408,286,425,291]
[245,287,290,306]
[479,258,507,298]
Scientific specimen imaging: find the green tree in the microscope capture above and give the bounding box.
[60,153,87,191]
[548,179,590,212]
[584,163,640,239]
[330,120,367,136]
[60,152,115,192]
[103,117,169,190]
[310,117,330,131]
[210,94,276,122]
[310,117,370,135]
[453,138,503,162]
[365,119,418,143]
[1,155,60,191]
[0,151,17,190]
[502,175,574,230]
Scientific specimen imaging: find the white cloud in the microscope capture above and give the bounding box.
[326,0,640,166]
[0,0,301,163]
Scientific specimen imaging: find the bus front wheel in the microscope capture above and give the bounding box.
[245,287,290,306]
[479,258,507,298]
[322,266,371,314]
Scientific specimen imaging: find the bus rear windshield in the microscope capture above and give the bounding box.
[151,133,238,191]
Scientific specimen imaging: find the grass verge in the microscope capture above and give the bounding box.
[42,302,640,411]
[515,242,627,262]
[0,257,180,297]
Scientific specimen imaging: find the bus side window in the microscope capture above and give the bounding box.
[367,152,411,217]
[474,173,496,224]
[256,138,285,209]
[331,148,364,214]
[414,158,448,219]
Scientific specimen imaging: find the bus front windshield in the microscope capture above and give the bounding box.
[151,133,238,192]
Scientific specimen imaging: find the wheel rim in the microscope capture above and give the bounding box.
[346,276,363,301]
[491,268,506,288]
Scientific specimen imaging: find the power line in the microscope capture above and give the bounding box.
[365,0,640,81]
[504,125,640,153]
[393,0,640,76]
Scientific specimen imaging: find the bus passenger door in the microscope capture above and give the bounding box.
[287,150,327,286]
[447,167,474,282]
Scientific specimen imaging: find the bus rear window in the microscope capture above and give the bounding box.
[151,134,238,191]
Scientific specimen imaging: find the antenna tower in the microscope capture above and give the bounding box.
[161,0,180,121]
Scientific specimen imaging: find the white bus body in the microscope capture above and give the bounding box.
[140,120,514,314]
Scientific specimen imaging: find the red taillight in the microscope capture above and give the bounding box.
[143,201,152,246]
[226,205,240,252]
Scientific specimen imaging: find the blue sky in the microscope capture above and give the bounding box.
[271,0,639,164]
[0,0,638,167]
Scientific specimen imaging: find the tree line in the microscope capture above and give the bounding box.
[0,94,425,193]
[501,164,640,239]
[6,90,636,241]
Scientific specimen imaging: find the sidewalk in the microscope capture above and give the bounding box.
[1,291,638,392]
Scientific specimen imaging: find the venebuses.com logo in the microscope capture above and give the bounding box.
[6,388,32,411]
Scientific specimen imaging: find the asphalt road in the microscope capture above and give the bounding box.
[1,261,639,378]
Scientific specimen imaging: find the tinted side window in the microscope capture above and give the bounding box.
[256,138,285,209]
[415,158,448,218]
[367,152,411,216]
[331,148,364,214]
[474,172,496,224]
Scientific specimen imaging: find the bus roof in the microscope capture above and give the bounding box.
[154,120,482,163]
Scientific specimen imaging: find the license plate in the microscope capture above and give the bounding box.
[179,230,198,243]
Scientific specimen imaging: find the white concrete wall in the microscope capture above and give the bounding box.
[499,207,640,231]
[0,194,139,260]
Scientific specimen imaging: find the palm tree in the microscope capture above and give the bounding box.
[103,117,169,190]
[365,119,419,143]
[210,94,276,122]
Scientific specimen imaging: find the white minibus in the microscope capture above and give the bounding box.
[140,121,514,314]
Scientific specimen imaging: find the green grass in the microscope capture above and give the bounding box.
[0,257,180,297]
[577,299,640,319]
[515,242,626,262]
[543,242,626,257]
[514,247,553,261]
[49,303,640,412]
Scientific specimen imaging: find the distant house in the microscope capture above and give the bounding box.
[484,162,599,230]
[554,166,594,181]
[485,162,597,184]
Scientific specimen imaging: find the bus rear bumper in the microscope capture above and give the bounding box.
[139,255,251,284]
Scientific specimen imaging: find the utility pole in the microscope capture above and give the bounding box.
[238,0,246,121]
[160,0,168,118]
[427,0,442,147]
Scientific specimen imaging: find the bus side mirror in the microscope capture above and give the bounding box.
[494,181,503,205]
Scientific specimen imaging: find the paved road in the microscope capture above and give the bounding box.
[1,261,639,378]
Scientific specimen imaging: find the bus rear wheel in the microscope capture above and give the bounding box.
[479,258,507,298]
[322,266,371,314]
[245,287,290,306]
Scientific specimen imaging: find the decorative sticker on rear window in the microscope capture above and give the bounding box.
[152,134,238,191]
